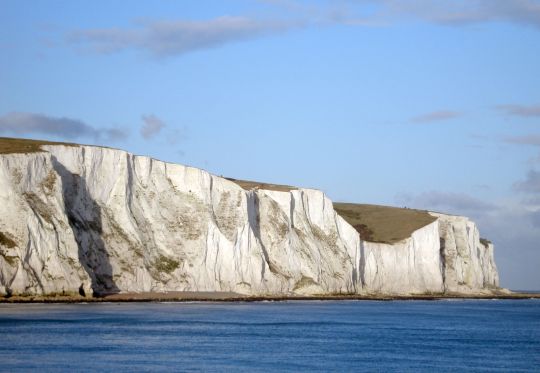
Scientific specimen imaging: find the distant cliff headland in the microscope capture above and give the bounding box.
[0,137,505,301]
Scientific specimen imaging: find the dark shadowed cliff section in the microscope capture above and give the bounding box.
[52,157,119,296]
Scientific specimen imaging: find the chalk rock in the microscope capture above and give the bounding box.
[0,144,500,297]
[432,213,499,294]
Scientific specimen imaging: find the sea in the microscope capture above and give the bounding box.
[0,299,538,372]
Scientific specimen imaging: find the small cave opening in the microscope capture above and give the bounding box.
[79,284,86,297]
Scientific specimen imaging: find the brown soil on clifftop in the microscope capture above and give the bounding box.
[333,203,437,244]
[0,137,77,154]
[227,177,436,244]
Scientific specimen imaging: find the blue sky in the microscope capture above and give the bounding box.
[1,0,539,289]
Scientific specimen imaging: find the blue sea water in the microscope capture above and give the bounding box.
[0,300,539,372]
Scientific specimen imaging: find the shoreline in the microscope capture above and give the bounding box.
[1,291,539,304]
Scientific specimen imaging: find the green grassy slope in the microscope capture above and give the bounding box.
[228,178,436,244]
[333,203,436,244]
[225,178,297,193]
[0,137,77,154]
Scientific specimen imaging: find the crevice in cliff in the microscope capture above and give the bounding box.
[124,153,137,221]
[439,237,447,291]
[359,240,366,288]
[21,231,45,294]
[246,191,286,281]
[52,156,119,297]
[290,191,296,228]
[247,192,269,278]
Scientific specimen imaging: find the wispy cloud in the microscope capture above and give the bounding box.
[263,0,540,28]
[514,170,540,193]
[66,1,540,59]
[496,103,540,117]
[505,134,540,146]
[0,112,126,141]
[396,190,496,214]
[69,16,298,58]
[166,126,189,147]
[526,154,540,166]
[141,114,165,139]
[411,110,461,124]
[379,0,540,28]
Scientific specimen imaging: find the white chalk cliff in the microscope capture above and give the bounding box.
[0,143,500,297]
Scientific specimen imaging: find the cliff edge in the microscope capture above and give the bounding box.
[0,138,500,297]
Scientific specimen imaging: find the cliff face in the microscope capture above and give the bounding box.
[433,213,499,293]
[0,143,500,297]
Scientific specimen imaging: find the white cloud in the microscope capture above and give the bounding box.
[497,103,540,117]
[514,170,540,194]
[411,110,461,124]
[67,1,540,59]
[141,114,166,139]
[395,190,495,214]
[264,0,540,28]
[505,134,540,147]
[69,16,298,58]
[0,112,126,141]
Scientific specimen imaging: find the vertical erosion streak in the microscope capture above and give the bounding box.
[246,191,270,279]
[359,240,366,289]
[51,156,119,296]
[439,236,447,291]
[290,191,295,230]
[124,153,136,219]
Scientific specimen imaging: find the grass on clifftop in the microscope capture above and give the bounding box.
[333,203,437,244]
[0,138,437,245]
[228,177,436,244]
[0,137,77,154]
[226,178,297,192]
